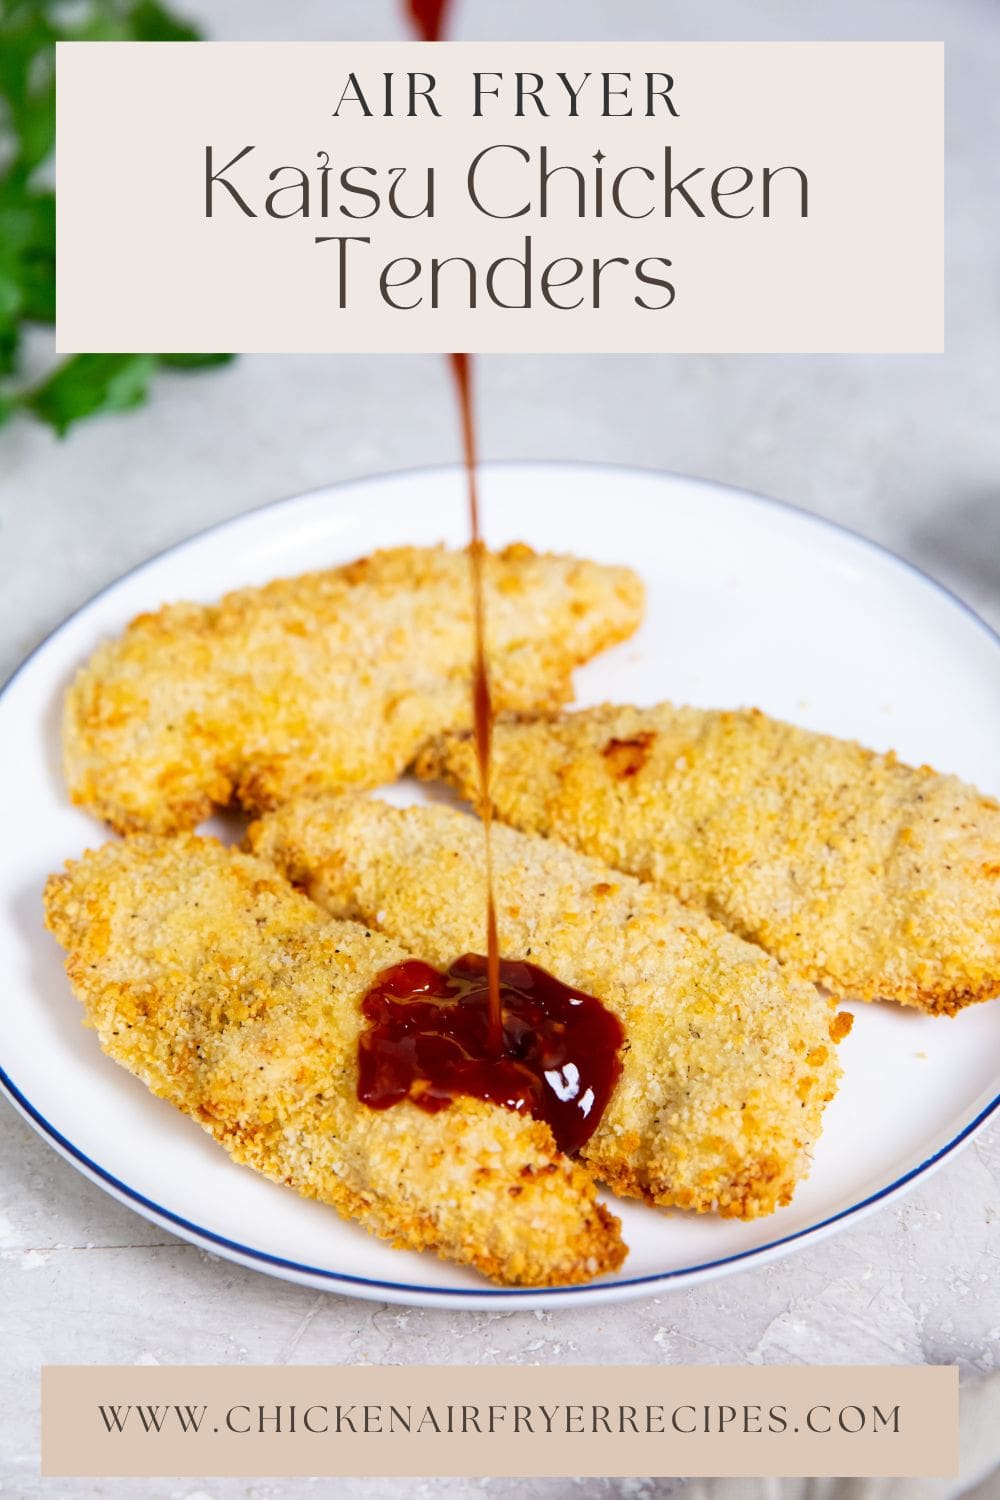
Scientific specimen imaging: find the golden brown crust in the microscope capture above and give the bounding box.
[62,545,644,835]
[43,834,625,1287]
[249,795,847,1219]
[416,703,1000,1014]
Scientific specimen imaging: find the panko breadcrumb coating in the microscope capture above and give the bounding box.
[63,544,644,835]
[43,836,625,1287]
[416,704,1000,1015]
[248,796,848,1219]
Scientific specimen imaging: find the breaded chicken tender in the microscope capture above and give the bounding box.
[248,796,847,1219]
[43,836,625,1287]
[417,704,1000,1015]
[64,545,644,835]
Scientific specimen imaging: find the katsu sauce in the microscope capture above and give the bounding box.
[394,0,503,1056]
[403,0,502,1060]
[354,0,625,1151]
[449,351,502,1054]
[357,955,624,1156]
[405,0,451,42]
[355,355,627,1144]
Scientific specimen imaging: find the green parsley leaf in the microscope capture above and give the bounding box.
[0,0,234,434]
[24,351,158,435]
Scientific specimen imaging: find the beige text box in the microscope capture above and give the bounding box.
[56,41,943,353]
[42,1363,958,1477]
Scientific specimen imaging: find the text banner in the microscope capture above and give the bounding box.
[56,41,943,353]
[42,1363,958,1477]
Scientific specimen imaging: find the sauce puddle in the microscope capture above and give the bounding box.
[358,955,624,1156]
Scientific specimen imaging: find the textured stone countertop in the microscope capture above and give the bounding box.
[2,2,999,1497]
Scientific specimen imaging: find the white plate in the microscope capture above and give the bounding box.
[2,463,998,1311]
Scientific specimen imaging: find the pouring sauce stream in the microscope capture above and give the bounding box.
[354,0,625,1143]
[405,0,452,42]
[448,353,502,1055]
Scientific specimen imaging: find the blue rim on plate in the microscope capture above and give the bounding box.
[2,462,999,1305]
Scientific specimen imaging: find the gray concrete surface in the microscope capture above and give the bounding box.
[1,2,998,1497]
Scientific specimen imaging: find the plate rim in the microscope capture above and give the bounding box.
[2,459,999,1310]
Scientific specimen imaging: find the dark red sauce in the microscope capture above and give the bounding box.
[408,0,500,1054]
[357,955,624,1156]
[356,1,623,1153]
[449,351,502,1054]
[405,0,451,42]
